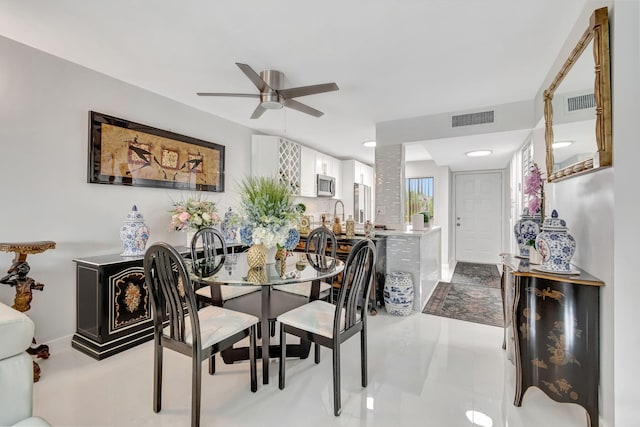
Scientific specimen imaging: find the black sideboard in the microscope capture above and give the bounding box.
[501,254,603,427]
[71,245,215,360]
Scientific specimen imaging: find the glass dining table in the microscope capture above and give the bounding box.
[190,251,344,385]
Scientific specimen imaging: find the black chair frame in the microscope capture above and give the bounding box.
[279,238,376,416]
[145,243,257,427]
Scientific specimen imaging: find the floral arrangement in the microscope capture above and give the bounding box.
[237,176,301,250]
[169,195,219,231]
[524,162,545,223]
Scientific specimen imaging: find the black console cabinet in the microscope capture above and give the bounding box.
[72,253,155,360]
[501,254,603,427]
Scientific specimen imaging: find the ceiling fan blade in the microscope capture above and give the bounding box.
[236,62,271,92]
[250,104,267,119]
[283,99,324,117]
[278,83,339,99]
[197,93,260,98]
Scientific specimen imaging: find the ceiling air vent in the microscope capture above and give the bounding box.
[567,93,595,112]
[451,110,494,128]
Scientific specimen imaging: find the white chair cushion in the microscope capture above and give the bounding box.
[273,281,332,298]
[277,300,360,339]
[164,306,258,350]
[0,303,34,360]
[196,285,260,301]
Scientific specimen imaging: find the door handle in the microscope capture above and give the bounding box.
[456,223,461,227]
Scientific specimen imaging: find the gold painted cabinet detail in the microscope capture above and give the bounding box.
[501,254,603,427]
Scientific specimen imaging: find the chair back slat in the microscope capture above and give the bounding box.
[334,239,376,335]
[144,243,201,348]
[191,227,227,277]
[305,227,337,272]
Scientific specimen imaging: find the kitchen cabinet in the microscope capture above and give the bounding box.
[330,157,342,199]
[342,160,375,220]
[251,135,301,195]
[315,152,329,176]
[299,145,316,197]
[313,150,342,199]
[252,134,341,198]
[361,163,374,188]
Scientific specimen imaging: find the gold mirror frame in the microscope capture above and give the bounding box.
[544,7,612,182]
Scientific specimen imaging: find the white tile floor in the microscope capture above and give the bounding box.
[32,313,589,426]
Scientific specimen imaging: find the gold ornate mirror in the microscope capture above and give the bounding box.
[544,7,611,182]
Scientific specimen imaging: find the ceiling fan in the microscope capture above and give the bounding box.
[197,63,339,119]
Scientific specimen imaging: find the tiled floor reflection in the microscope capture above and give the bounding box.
[33,308,588,426]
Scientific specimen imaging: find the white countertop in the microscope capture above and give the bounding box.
[366,226,441,237]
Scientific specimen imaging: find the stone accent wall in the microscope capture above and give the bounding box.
[374,144,404,229]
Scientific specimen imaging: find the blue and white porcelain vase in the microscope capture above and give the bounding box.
[221,207,238,244]
[384,272,414,316]
[120,205,149,256]
[535,209,576,272]
[514,208,541,257]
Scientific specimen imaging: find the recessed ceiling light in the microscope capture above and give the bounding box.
[552,140,573,149]
[466,150,492,157]
[363,140,376,147]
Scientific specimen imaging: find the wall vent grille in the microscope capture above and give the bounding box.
[567,93,595,111]
[451,110,494,127]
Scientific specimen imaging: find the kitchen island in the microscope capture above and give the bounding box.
[375,226,441,311]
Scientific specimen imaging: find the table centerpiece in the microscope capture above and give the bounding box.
[237,176,301,268]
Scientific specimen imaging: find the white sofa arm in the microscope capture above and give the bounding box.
[0,303,50,426]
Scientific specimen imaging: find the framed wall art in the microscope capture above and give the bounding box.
[88,111,225,192]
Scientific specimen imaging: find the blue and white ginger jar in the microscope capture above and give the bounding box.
[384,272,414,316]
[535,209,576,272]
[514,208,541,257]
[120,205,149,256]
[221,207,238,243]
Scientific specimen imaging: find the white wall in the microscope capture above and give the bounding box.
[0,36,255,344]
[405,160,451,267]
[529,1,635,425]
[611,1,640,426]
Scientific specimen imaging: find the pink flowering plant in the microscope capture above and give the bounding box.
[169,195,219,231]
[524,163,545,223]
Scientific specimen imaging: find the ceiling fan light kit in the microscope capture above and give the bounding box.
[197,63,339,119]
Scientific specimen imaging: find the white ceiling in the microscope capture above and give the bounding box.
[0,0,587,168]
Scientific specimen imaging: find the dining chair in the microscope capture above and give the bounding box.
[277,238,376,416]
[273,227,336,301]
[191,227,259,307]
[144,243,258,427]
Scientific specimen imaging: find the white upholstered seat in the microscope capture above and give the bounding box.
[164,305,258,349]
[276,300,359,339]
[195,285,259,302]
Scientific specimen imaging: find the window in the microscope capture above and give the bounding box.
[405,177,434,223]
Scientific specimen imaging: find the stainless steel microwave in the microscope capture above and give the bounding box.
[316,174,336,197]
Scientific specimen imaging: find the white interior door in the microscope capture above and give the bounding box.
[454,171,503,264]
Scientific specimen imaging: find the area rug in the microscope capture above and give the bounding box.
[422,262,503,327]
[450,261,501,288]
